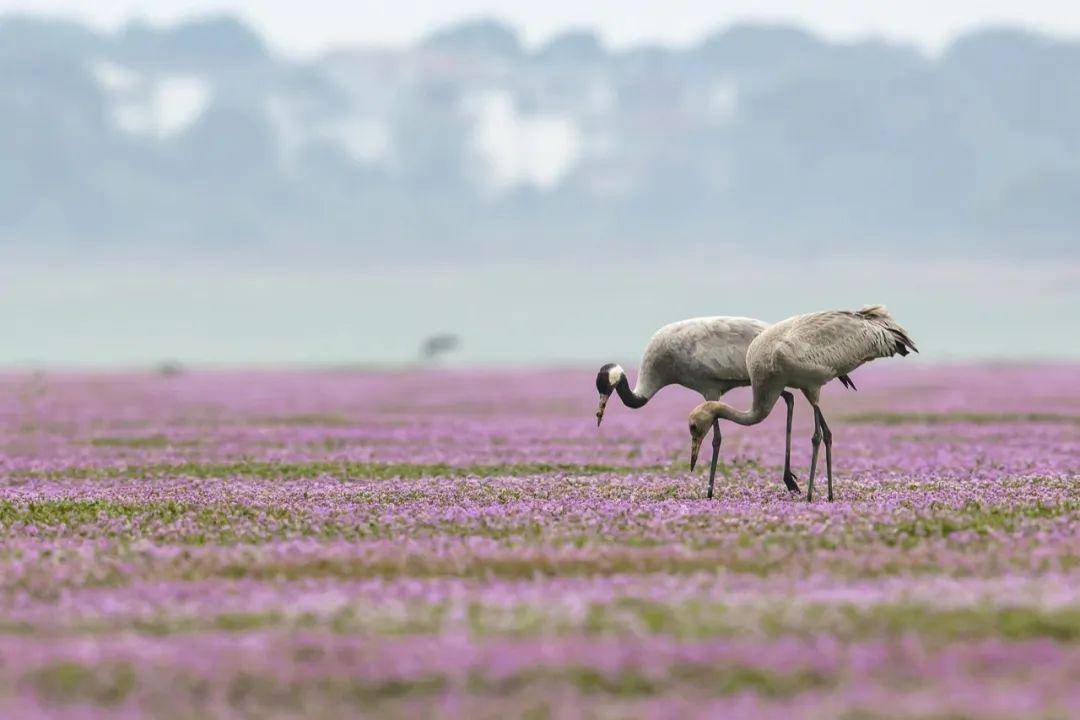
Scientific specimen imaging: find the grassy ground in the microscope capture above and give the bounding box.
[0,364,1077,718]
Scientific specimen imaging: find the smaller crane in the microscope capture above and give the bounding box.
[688,306,917,502]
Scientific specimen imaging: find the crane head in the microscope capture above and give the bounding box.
[594,364,625,426]
[687,403,714,471]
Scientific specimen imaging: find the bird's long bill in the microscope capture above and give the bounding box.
[689,435,703,471]
[596,394,610,427]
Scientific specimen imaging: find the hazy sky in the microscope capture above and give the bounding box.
[6,0,1080,55]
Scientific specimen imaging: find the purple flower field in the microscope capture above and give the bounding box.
[0,364,1078,718]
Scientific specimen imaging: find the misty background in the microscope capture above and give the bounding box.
[1,6,1077,365]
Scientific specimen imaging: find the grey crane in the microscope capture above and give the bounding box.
[595,316,811,498]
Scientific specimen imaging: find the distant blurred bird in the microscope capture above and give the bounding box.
[419,334,461,363]
[595,316,803,499]
[156,360,184,377]
[688,306,917,502]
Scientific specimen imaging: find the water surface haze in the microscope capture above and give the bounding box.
[4,249,1075,366]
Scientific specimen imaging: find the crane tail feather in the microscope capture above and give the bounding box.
[856,305,919,357]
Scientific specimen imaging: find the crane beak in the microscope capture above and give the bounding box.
[689,435,703,471]
[596,394,609,427]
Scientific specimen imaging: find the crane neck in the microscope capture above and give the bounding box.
[613,374,650,409]
[703,388,779,427]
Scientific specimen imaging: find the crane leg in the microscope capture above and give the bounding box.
[806,406,822,502]
[816,406,834,502]
[781,391,800,494]
[706,419,722,499]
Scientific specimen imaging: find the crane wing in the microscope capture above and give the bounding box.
[638,316,768,394]
[783,306,917,378]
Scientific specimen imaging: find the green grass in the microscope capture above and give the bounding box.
[250,414,354,427]
[0,499,187,526]
[89,435,173,448]
[872,499,1079,547]
[33,662,137,705]
[25,661,831,708]
[0,499,300,544]
[19,460,670,482]
[840,411,1080,425]
[5,599,1080,643]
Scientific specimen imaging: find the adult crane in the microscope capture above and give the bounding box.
[595,316,811,498]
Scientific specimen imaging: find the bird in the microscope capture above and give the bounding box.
[687,305,917,502]
[418,333,461,363]
[595,316,805,499]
